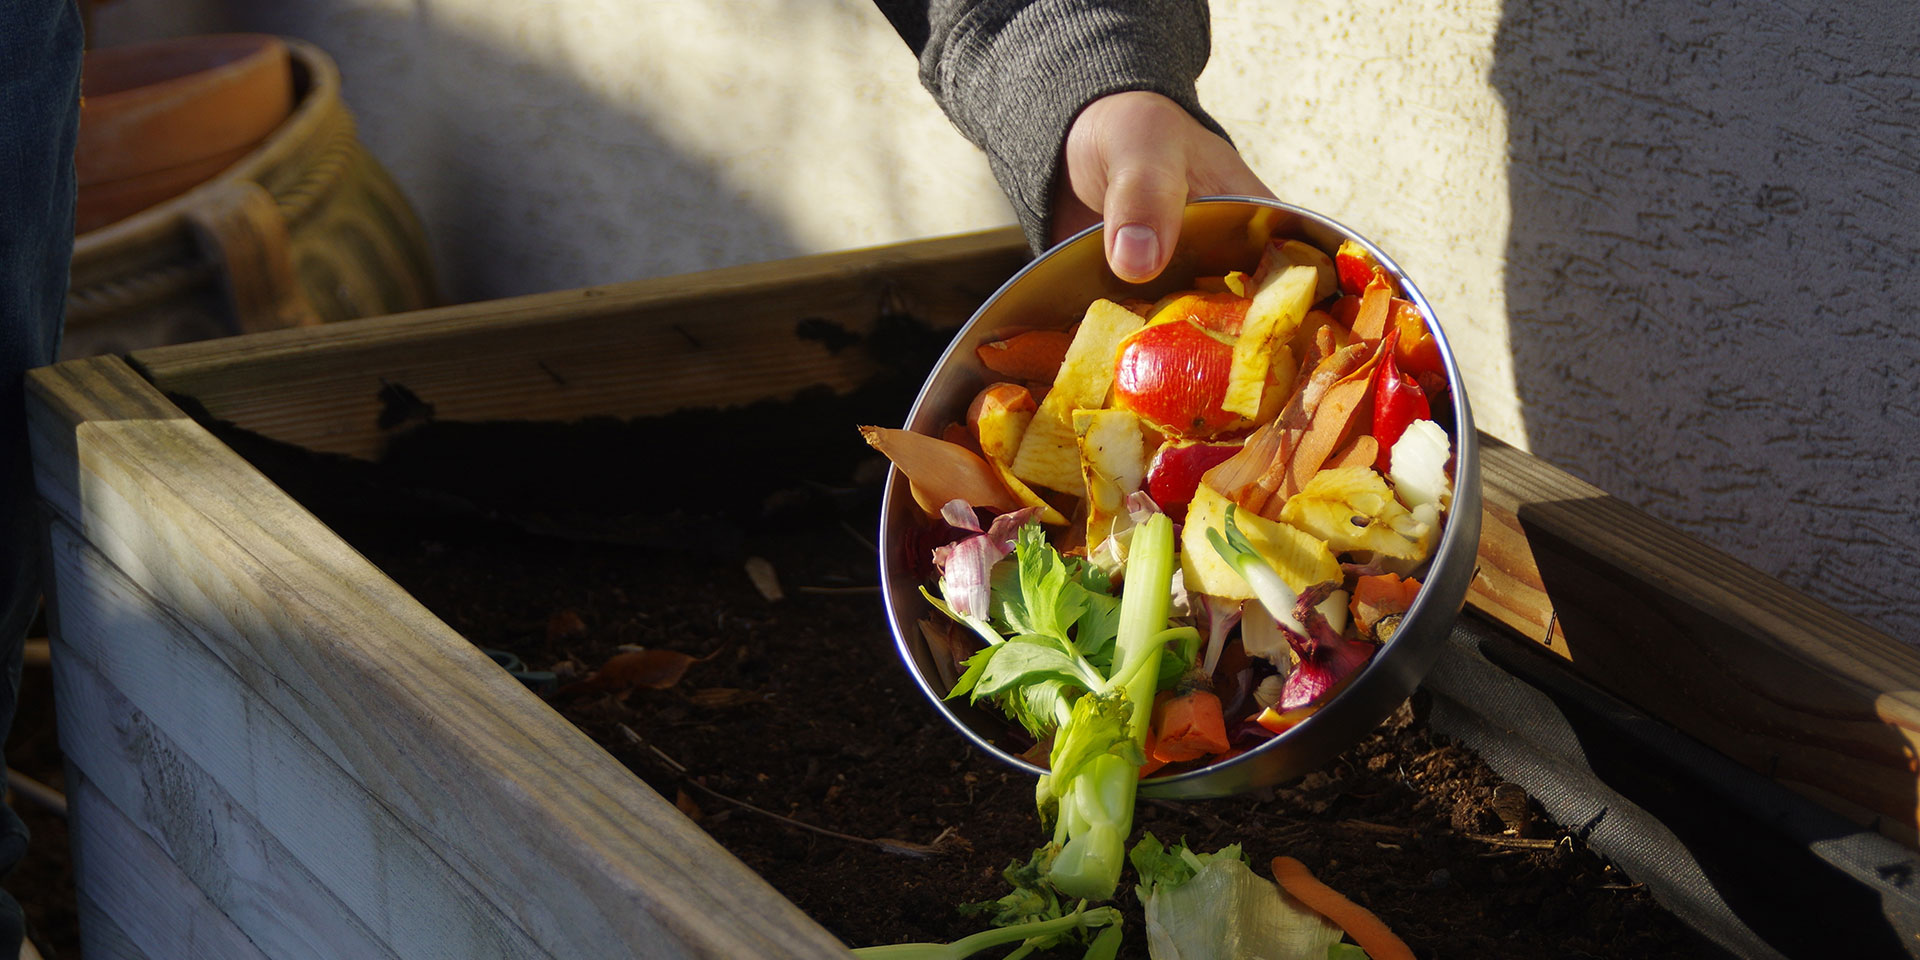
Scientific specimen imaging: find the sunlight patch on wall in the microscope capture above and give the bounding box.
[424,0,1009,279]
[1203,0,1529,448]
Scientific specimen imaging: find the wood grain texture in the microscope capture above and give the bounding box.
[66,772,274,960]
[74,888,154,960]
[46,537,488,960]
[1467,431,1920,845]
[27,356,855,959]
[132,228,1030,460]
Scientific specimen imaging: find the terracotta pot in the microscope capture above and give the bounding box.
[76,33,293,233]
[65,38,437,358]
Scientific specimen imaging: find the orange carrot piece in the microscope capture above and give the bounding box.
[976,330,1073,382]
[1138,725,1170,777]
[1151,690,1230,763]
[967,382,1036,429]
[1271,856,1416,960]
[1352,573,1422,636]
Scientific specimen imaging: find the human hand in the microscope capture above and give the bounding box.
[1051,90,1276,283]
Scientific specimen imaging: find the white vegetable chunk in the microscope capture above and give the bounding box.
[1389,419,1453,511]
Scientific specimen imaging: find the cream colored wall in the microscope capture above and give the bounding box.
[91,1,1920,641]
[92,0,1014,301]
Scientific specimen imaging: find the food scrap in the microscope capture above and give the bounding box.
[859,231,1457,918]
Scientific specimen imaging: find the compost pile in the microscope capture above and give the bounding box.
[208,315,1717,959]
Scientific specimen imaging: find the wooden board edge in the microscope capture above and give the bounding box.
[130,227,1030,381]
[1465,429,1920,844]
[26,356,858,958]
[121,228,1031,460]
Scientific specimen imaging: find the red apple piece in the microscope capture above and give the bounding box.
[1334,239,1386,297]
[1145,440,1242,521]
[1111,319,1242,438]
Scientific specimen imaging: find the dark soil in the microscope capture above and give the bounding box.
[193,374,1725,960]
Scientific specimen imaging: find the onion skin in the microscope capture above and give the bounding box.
[860,425,1021,515]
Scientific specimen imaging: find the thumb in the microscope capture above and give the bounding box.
[1101,158,1189,284]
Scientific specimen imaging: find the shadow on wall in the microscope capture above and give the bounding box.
[1490,1,1920,642]
[138,2,874,305]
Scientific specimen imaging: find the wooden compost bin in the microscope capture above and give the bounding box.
[26,229,1920,958]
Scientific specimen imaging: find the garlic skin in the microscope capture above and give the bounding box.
[1253,674,1286,711]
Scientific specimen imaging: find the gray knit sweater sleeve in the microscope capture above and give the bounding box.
[875,0,1226,252]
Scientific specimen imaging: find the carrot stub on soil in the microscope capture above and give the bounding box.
[1271,855,1416,960]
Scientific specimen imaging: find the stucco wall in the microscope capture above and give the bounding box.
[91,0,1919,642]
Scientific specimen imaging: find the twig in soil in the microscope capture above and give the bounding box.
[1337,819,1563,850]
[840,521,877,555]
[615,723,953,859]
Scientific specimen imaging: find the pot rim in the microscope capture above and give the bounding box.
[81,33,289,105]
[73,37,333,254]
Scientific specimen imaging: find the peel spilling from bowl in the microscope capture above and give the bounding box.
[873,199,1481,805]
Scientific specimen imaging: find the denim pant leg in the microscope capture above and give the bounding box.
[1,0,83,949]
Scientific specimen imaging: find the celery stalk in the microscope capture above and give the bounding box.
[851,905,1122,959]
[1044,513,1177,900]
[1113,513,1177,737]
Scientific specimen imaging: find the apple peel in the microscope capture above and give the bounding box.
[1010,298,1144,495]
[1223,263,1316,419]
[1073,408,1150,550]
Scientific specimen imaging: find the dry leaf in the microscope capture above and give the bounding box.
[546,609,588,643]
[674,787,704,822]
[686,687,766,708]
[555,647,711,697]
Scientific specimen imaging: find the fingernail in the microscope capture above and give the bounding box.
[1112,224,1159,282]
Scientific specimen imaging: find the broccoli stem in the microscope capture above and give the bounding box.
[850,906,1122,960]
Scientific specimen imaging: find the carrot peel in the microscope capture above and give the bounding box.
[1271,856,1415,960]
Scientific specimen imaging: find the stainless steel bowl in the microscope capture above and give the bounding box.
[879,197,1481,798]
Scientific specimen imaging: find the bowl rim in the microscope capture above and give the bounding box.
[879,196,1480,794]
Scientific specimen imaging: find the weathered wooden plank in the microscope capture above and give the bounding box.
[131,229,1030,459]
[43,538,451,960]
[1464,431,1920,845]
[75,888,154,960]
[26,355,855,959]
[67,770,269,960]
